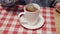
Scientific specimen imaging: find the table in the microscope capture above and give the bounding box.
[0,5,56,34]
[54,10,60,34]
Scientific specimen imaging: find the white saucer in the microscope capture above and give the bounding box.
[19,14,44,29]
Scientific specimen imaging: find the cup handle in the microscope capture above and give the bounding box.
[18,12,27,24]
[18,12,25,17]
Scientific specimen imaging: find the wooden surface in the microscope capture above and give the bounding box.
[54,9,60,34]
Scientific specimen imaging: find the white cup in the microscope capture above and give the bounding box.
[18,3,40,25]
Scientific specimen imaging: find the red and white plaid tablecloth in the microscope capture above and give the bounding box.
[0,5,56,34]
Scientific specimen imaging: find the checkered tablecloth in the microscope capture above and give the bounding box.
[0,4,56,34]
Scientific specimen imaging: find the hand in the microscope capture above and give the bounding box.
[55,2,60,12]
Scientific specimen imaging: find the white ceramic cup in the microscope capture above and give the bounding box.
[18,3,40,25]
